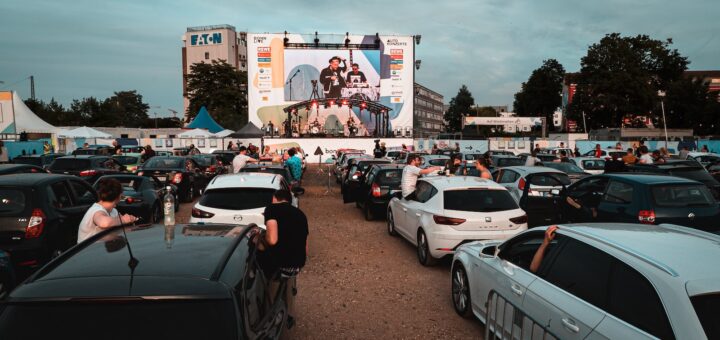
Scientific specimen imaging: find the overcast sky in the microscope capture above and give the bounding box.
[1,0,717,117]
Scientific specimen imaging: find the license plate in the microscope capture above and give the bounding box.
[156,176,167,182]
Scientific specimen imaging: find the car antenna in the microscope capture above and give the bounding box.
[119,218,140,295]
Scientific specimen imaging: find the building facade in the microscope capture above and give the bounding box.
[413,83,444,138]
[181,25,247,118]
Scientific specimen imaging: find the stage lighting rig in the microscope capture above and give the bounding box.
[314,31,319,47]
[415,60,422,70]
[415,35,421,45]
[345,32,350,48]
[374,33,380,48]
[284,31,289,47]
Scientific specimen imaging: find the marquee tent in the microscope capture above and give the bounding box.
[213,129,234,138]
[229,123,264,138]
[178,128,214,138]
[59,126,112,138]
[0,91,61,134]
[185,106,224,133]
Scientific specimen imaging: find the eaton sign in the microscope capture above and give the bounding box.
[190,32,222,46]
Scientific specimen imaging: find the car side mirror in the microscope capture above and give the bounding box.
[479,245,498,258]
[292,187,305,196]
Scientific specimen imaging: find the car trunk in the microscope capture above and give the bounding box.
[0,188,33,245]
[140,168,182,184]
[193,188,274,226]
[49,159,91,176]
[443,189,524,231]
[650,184,720,232]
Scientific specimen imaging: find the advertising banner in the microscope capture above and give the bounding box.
[263,138,413,163]
[464,117,544,126]
[247,33,414,136]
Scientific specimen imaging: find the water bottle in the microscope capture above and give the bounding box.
[163,186,175,226]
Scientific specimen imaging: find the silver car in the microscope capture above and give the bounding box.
[451,223,719,339]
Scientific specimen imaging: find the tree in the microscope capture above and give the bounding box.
[99,91,150,127]
[186,59,247,130]
[513,59,565,131]
[444,85,474,133]
[568,33,689,129]
[70,97,103,123]
[665,77,720,135]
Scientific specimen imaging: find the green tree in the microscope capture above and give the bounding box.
[665,77,720,135]
[70,97,103,123]
[513,59,565,131]
[98,91,150,127]
[186,59,248,130]
[444,85,474,133]
[568,33,689,129]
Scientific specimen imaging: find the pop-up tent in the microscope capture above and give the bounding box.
[178,128,214,138]
[59,126,112,139]
[229,123,264,138]
[213,129,234,138]
[185,106,224,133]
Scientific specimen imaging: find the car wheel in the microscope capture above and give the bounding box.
[452,263,473,318]
[417,229,437,266]
[387,209,397,236]
[364,204,375,221]
[151,203,162,223]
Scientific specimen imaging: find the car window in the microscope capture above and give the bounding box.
[499,231,558,271]
[144,158,183,169]
[444,189,518,212]
[69,179,97,206]
[528,173,570,186]
[414,181,437,203]
[607,260,674,339]
[691,294,720,339]
[0,189,27,215]
[603,180,634,204]
[581,160,605,170]
[651,185,715,207]
[542,238,613,311]
[50,159,91,171]
[568,177,609,198]
[499,170,518,184]
[199,188,275,210]
[378,169,402,186]
[49,182,73,209]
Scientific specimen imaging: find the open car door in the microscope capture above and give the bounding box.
[518,173,567,227]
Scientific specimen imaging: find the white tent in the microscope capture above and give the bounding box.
[60,126,112,138]
[213,129,234,138]
[178,128,213,138]
[0,91,62,134]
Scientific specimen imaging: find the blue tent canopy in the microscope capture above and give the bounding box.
[186,106,224,133]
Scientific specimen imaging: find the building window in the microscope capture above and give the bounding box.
[204,52,210,60]
[149,134,157,138]
[120,134,129,138]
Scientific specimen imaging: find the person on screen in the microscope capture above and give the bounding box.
[320,56,347,98]
[345,63,367,86]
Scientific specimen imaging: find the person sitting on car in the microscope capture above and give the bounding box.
[77,178,138,243]
[446,155,463,175]
[401,155,442,198]
[530,225,558,273]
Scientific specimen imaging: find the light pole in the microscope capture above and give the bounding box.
[658,90,668,149]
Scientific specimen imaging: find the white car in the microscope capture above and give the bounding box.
[492,166,571,202]
[419,155,450,169]
[451,223,720,339]
[582,149,625,159]
[570,157,606,175]
[189,173,300,227]
[387,176,528,266]
[686,152,720,166]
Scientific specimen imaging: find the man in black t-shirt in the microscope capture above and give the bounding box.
[319,56,347,98]
[261,189,308,274]
[345,63,367,85]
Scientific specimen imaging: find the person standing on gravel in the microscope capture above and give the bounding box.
[401,155,441,199]
[285,148,303,185]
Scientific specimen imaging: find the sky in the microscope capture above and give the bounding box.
[1,0,718,117]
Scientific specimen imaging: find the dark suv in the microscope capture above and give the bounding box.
[0,174,97,278]
[138,156,206,202]
[343,164,405,220]
[0,223,292,339]
[48,155,125,183]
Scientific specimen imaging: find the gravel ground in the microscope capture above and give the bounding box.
[177,165,485,339]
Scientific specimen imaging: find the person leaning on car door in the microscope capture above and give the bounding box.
[401,155,442,199]
[77,178,138,243]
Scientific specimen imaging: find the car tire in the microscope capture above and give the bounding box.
[387,209,398,236]
[151,203,162,223]
[417,229,437,266]
[452,263,473,318]
[364,204,374,221]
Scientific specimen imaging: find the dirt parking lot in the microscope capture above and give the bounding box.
[179,165,484,339]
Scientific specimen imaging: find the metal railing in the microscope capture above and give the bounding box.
[485,290,557,340]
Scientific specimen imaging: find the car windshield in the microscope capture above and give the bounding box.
[49,158,91,171]
[0,300,237,339]
[386,151,401,158]
[110,177,143,192]
[199,188,275,210]
[543,162,585,174]
[192,156,214,166]
[0,189,27,215]
[581,160,605,170]
[537,155,557,162]
[112,156,139,165]
[691,294,720,339]
[668,167,717,183]
[444,189,519,212]
[12,157,42,166]
[529,173,571,186]
[427,159,448,166]
[495,158,524,167]
[144,158,184,169]
[378,169,403,185]
[651,185,715,207]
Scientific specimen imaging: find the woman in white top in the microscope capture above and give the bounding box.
[77,178,138,243]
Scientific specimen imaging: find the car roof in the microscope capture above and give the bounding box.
[58,155,107,159]
[11,224,252,300]
[14,153,63,158]
[420,175,507,190]
[356,159,391,164]
[499,166,565,175]
[557,223,720,284]
[687,152,719,157]
[372,164,406,170]
[492,155,520,159]
[602,173,702,185]
[206,172,281,189]
[573,157,604,161]
[0,173,74,186]
[0,164,38,169]
[242,163,286,169]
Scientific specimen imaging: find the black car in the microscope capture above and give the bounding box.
[191,154,229,179]
[212,150,240,165]
[93,175,175,223]
[627,160,720,198]
[12,153,65,169]
[240,163,293,185]
[341,159,391,194]
[48,155,125,183]
[0,223,292,339]
[138,156,206,202]
[343,164,405,220]
[0,174,98,279]
[0,164,47,175]
[71,146,113,156]
[540,162,591,183]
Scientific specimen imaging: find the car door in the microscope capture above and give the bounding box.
[403,181,437,245]
[596,180,637,223]
[496,169,521,200]
[393,181,430,240]
[518,173,566,227]
[562,177,610,223]
[52,179,96,247]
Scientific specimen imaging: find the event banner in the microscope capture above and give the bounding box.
[247,33,414,135]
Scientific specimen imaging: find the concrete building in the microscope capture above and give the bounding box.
[181,25,247,118]
[413,83,444,138]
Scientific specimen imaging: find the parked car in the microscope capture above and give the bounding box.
[341,158,391,195]
[582,149,625,159]
[487,150,515,156]
[137,156,206,202]
[0,164,47,175]
[540,162,591,183]
[685,151,720,166]
[189,173,302,227]
[343,164,404,220]
[212,149,240,166]
[518,153,558,164]
[71,146,113,156]
[120,145,144,153]
[92,175,175,223]
[0,174,97,278]
[451,223,720,339]
[0,223,293,339]
[12,153,65,169]
[48,155,125,183]
[387,176,528,266]
[155,150,173,157]
[191,154,229,179]
[492,166,570,202]
[334,153,370,183]
[240,163,294,186]
[393,151,428,165]
[419,155,450,169]
[112,153,143,172]
[557,173,720,231]
[488,155,524,170]
[570,157,606,175]
[627,160,720,198]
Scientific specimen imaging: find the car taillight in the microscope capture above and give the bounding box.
[518,177,526,191]
[433,215,466,225]
[509,214,528,224]
[125,197,142,204]
[137,171,144,176]
[371,183,382,197]
[172,173,183,184]
[79,170,97,177]
[192,207,215,218]
[207,165,216,173]
[25,208,45,238]
[638,210,656,224]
